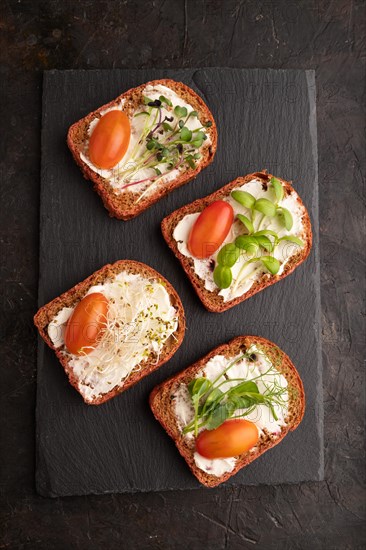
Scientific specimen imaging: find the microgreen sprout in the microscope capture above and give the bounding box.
[116,98,210,196]
[183,348,290,436]
[213,178,304,291]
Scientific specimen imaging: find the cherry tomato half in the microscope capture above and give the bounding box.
[188,201,234,259]
[89,110,131,169]
[196,419,259,459]
[64,293,109,355]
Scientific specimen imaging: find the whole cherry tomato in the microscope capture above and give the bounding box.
[64,293,109,355]
[188,201,234,259]
[196,419,259,459]
[89,110,131,169]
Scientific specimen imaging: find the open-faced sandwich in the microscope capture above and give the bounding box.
[34,260,185,404]
[150,335,305,487]
[67,79,217,220]
[161,171,312,312]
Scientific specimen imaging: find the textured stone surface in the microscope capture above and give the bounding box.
[37,67,321,496]
[0,0,365,548]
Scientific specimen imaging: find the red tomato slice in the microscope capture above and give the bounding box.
[64,293,109,355]
[89,110,131,169]
[188,201,234,259]
[196,419,259,459]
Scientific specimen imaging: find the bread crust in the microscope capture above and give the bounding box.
[161,171,313,312]
[67,79,218,220]
[149,335,305,487]
[34,260,186,405]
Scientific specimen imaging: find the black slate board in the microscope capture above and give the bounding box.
[37,68,323,497]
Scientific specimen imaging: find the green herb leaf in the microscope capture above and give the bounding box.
[143,97,161,108]
[154,168,162,176]
[255,235,273,252]
[217,243,240,267]
[190,110,198,117]
[231,190,256,209]
[159,95,172,106]
[134,111,150,117]
[271,177,284,202]
[146,139,158,150]
[191,139,204,148]
[162,122,173,132]
[193,130,206,141]
[188,377,212,398]
[178,120,184,129]
[235,235,259,255]
[253,198,276,217]
[277,207,293,230]
[180,126,192,142]
[204,388,224,410]
[187,377,213,436]
[206,403,233,430]
[253,229,278,238]
[279,235,304,246]
[143,95,154,105]
[237,214,254,234]
[236,234,273,253]
[213,265,232,289]
[228,394,256,409]
[261,256,280,275]
[174,105,188,118]
[186,156,196,169]
[204,120,212,128]
[230,380,259,396]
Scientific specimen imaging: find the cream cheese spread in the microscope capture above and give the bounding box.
[172,346,289,477]
[80,84,210,197]
[173,178,306,302]
[47,271,178,403]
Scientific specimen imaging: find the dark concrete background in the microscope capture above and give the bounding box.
[0,1,365,548]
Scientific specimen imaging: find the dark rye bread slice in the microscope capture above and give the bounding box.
[161,170,313,312]
[67,79,217,220]
[149,335,305,488]
[34,260,186,405]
